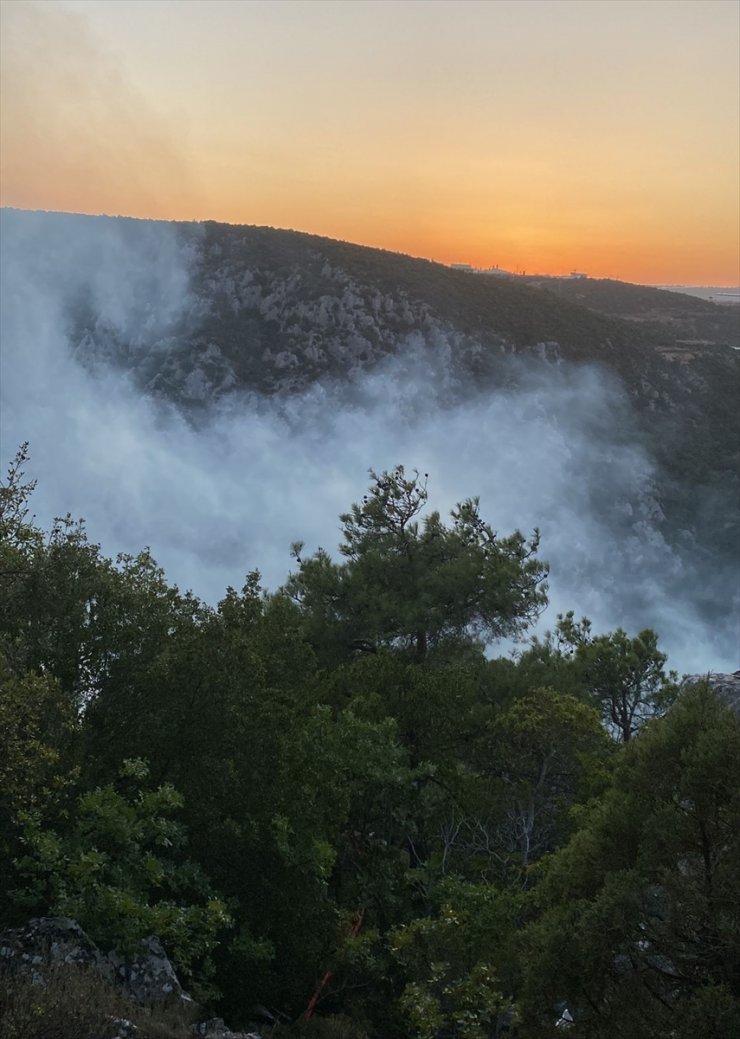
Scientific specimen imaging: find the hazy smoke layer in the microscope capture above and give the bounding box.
[1,211,736,675]
[0,1,200,217]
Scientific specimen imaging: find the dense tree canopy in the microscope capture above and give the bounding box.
[556,612,678,741]
[520,682,740,1038]
[1,447,737,1039]
[285,465,548,663]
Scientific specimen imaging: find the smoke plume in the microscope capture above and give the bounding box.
[1,210,737,674]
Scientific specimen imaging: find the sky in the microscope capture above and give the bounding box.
[1,0,738,284]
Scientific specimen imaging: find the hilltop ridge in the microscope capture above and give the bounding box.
[3,208,739,566]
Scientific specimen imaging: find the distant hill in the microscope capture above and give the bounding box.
[4,209,739,565]
[521,274,740,345]
[656,285,740,304]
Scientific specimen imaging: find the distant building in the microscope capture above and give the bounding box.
[478,266,515,277]
[449,263,516,277]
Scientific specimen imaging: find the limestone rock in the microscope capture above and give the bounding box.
[0,918,262,1037]
[0,917,192,1007]
[118,935,194,1007]
[0,917,111,982]
[683,671,740,715]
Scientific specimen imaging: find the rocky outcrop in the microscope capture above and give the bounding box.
[682,671,740,715]
[1,917,99,977]
[0,917,194,1007]
[0,917,263,1038]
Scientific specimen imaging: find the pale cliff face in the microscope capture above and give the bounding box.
[683,673,740,715]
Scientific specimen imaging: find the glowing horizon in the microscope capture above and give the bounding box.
[1,0,738,286]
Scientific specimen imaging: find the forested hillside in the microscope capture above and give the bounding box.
[2,210,739,675]
[5,210,739,531]
[2,447,738,1039]
[521,274,739,346]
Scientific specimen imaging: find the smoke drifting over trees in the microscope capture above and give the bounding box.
[2,210,739,1039]
[1,209,737,673]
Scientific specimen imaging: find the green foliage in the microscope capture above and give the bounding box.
[11,760,228,979]
[476,687,612,875]
[556,613,678,740]
[284,466,547,663]
[520,683,740,1037]
[1,443,202,717]
[0,659,76,925]
[0,662,74,821]
[390,891,514,1039]
[0,443,42,551]
[3,448,735,1038]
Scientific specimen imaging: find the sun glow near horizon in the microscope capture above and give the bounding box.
[1,0,738,285]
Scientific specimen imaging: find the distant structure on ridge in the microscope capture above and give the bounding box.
[449,263,588,279]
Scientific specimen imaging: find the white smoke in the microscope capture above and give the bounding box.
[1,210,737,674]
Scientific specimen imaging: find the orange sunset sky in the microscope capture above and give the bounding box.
[1,0,738,285]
